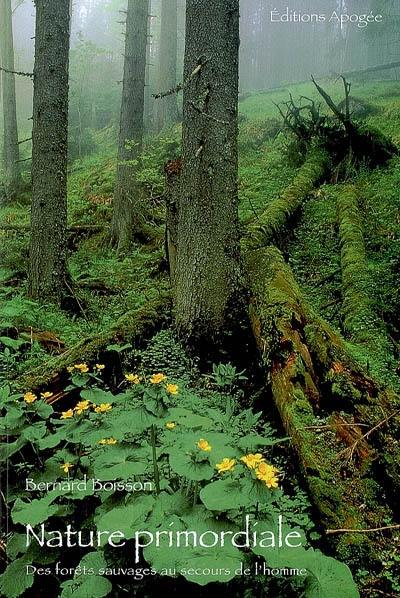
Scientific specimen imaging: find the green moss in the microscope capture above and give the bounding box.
[244,146,330,249]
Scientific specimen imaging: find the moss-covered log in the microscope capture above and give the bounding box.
[336,185,393,356]
[243,146,330,249]
[16,294,170,392]
[246,246,400,563]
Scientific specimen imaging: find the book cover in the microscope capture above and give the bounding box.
[0,1,399,596]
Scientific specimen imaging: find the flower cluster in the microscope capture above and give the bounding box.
[67,363,89,374]
[60,400,112,419]
[241,453,280,489]
[23,390,54,404]
[98,437,117,445]
[124,371,179,395]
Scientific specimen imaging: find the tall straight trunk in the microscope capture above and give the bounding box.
[144,0,152,132]
[155,0,178,131]
[111,0,149,252]
[0,0,21,201]
[174,0,244,347]
[28,0,71,303]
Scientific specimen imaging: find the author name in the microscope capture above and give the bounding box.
[25,476,154,493]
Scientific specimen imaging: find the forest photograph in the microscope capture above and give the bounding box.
[0,0,399,596]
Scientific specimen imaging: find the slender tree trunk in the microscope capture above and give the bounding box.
[144,0,152,132]
[155,0,178,131]
[28,0,71,303]
[110,0,149,252]
[174,0,244,348]
[0,0,21,201]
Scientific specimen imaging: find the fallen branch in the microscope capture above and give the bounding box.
[0,66,33,78]
[0,224,104,233]
[16,294,170,391]
[245,245,400,563]
[243,147,330,249]
[326,524,400,535]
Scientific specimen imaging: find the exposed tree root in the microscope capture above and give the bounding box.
[243,147,330,249]
[15,294,170,393]
[245,246,400,563]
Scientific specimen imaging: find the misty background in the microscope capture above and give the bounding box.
[6,0,400,161]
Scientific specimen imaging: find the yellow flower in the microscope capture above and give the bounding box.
[67,366,74,373]
[74,363,89,373]
[40,391,54,400]
[216,458,236,473]
[197,438,212,452]
[60,462,73,474]
[24,392,37,404]
[60,409,74,420]
[166,422,176,430]
[166,383,179,395]
[125,373,141,384]
[74,400,91,415]
[240,453,265,469]
[255,462,280,489]
[150,373,167,384]
[94,403,112,414]
[99,437,117,445]
[95,364,105,371]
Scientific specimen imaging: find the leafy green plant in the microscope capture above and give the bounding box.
[0,359,358,597]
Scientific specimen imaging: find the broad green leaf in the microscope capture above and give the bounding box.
[61,575,112,598]
[0,556,33,598]
[144,512,242,586]
[169,450,214,481]
[80,388,116,405]
[165,408,213,429]
[12,492,59,526]
[200,478,251,511]
[22,422,47,442]
[35,402,54,419]
[0,437,27,462]
[95,495,154,540]
[93,446,147,480]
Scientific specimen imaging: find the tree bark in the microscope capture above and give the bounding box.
[110,0,149,252]
[155,0,178,132]
[28,0,71,303]
[0,0,22,201]
[174,0,244,348]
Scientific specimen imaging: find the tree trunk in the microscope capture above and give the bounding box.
[174,0,244,348]
[0,0,22,201]
[246,245,400,564]
[110,0,149,252]
[28,0,71,303]
[155,0,178,132]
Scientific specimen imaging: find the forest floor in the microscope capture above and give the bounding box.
[1,78,400,597]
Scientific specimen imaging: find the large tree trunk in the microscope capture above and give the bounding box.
[0,0,22,201]
[174,0,244,347]
[110,0,149,252]
[155,0,178,132]
[28,0,71,303]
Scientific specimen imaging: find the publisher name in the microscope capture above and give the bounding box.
[25,476,153,493]
[270,8,383,28]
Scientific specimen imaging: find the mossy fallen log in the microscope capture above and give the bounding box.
[15,294,170,392]
[246,246,400,563]
[336,184,394,363]
[243,147,330,249]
